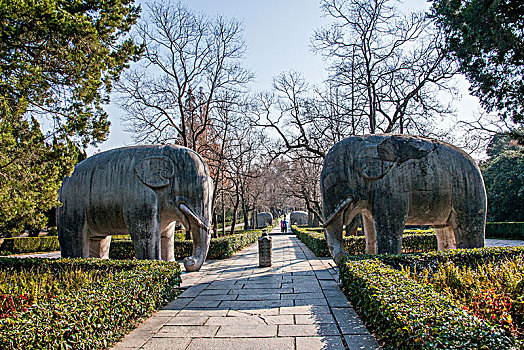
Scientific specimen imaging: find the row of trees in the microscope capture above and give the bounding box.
[1,0,523,237]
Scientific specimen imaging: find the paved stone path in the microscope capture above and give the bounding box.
[3,251,62,258]
[485,239,524,247]
[111,227,381,350]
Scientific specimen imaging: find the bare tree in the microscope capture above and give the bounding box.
[246,0,459,223]
[281,158,323,223]
[117,1,252,148]
[116,1,253,235]
[222,120,268,231]
[252,71,356,159]
[248,71,357,221]
[451,111,521,159]
[313,0,457,135]
[255,158,289,217]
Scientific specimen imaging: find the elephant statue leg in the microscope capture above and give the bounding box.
[324,214,348,265]
[345,215,360,236]
[362,212,377,254]
[434,226,456,250]
[57,207,88,258]
[88,233,111,258]
[59,210,111,259]
[161,222,176,261]
[449,210,485,249]
[124,201,161,260]
[373,192,408,254]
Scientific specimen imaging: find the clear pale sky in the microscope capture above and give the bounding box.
[89,0,482,155]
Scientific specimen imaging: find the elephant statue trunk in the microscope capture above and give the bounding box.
[183,226,210,272]
[179,203,211,272]
[323,195,354,228]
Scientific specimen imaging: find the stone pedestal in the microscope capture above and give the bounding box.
[258,232,272,267]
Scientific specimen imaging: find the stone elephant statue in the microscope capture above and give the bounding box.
[57,145,213,272]
[290,211,308,226]
[320,134,486,264]
[256,212,273,228]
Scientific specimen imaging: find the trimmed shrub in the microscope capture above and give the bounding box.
[0,258,181,349]
[374,245,524,272]
[207,231,262,259]
[0,228,256,257]
[110,230,263,260]
[300,227,325,233]
[486,222,524,240]
[293,230,330,257]
[0,236,59,255]
[109,240,136,259]
[340,256,519,349]
[292,226,438,257]
[401,234,438,253]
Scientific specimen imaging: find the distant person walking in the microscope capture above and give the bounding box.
[280,220,284,233]
[282,219,287,233]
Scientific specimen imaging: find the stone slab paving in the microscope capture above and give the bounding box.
[111,227,382,350]
[485,239,524,247]
[1,251,62,258]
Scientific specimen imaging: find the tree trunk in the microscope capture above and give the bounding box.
[28,229,40,238]
[212,209,218,238]
[230,194,240,236]
[243,207,249,230]
[222,199,225,237]
[185,225,191,240]
[253,208,258,229]
[346,215,361,236]
[308,211,320,227]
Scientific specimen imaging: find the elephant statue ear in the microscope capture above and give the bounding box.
[135,156,175,189]
[355,143,396,180]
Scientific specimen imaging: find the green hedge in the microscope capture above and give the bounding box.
[299,227,325,233]
[110,230,263,260]
[0,258,181,349]
[293,229,331,257]
[207,231,262,258]
[292,226,437,257]
[340,254,519,349]
[373,245,524,272]
[0,236,59,255]
[298,221,524,242]
[486,222,524,240]
[0,230,261,259]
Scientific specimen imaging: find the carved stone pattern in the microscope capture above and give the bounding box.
[135,156,175,188]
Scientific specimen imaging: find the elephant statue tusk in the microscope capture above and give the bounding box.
[323,195,354,228]
[179,203,209,231]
